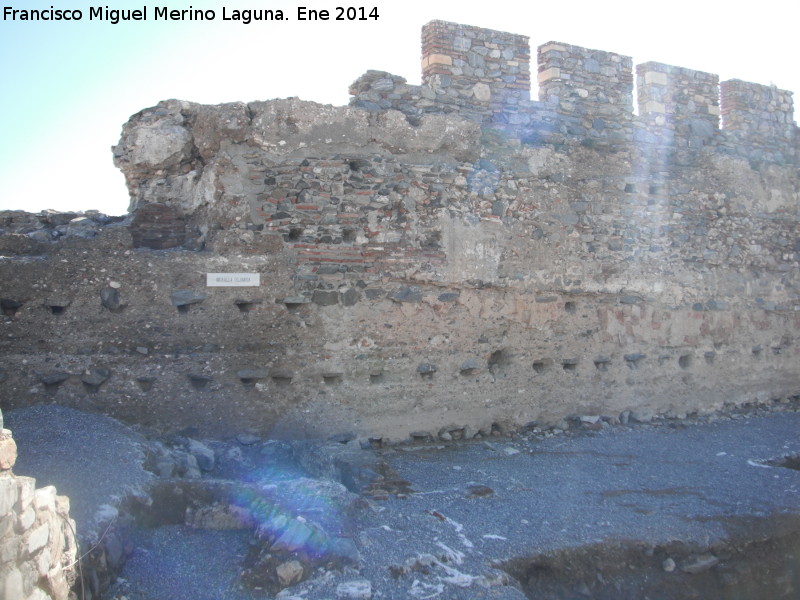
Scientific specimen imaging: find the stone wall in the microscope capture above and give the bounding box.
[0,409,77,600]
[537,40,634,121]
[721,79,797,164]
[422,20,531,120]
[351,21,797,162]
[0,20,797,443]
[636,62,720,147]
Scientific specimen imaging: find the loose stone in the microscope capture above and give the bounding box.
[336,579,373,599]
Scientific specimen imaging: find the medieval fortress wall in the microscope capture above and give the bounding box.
[0,20,798,441]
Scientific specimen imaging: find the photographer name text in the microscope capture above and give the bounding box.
[4,5,380,25]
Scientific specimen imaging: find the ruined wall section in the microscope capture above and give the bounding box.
[0,409,77,600]
[0,95,797,441]
[0,20,798,442]
[0,191,797,443]
[110,96,799,287]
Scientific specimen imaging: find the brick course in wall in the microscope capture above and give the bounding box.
[129,202,186,249]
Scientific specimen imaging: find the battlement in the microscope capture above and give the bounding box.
[538,41,634,113]
[637,63,719,133]
[351,20,797,164]
[421,20,531,118]
[721,78,796,154]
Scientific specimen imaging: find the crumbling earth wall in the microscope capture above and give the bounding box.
[0,21,798,442]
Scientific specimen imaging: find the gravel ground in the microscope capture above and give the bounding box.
[6,405,800,600]
[6,404,153,538]
[113,527,255,600]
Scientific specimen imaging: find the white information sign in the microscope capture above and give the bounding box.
[206,273,261,287]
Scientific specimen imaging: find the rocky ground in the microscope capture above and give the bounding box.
[5,400,800,600]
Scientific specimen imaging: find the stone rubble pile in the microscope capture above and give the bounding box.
[0,210,127,256]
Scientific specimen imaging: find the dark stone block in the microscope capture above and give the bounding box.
[171,290,206,307]
[313,290,340,306]
[389,287,422,303]
[81,368,111,386]
[188,374,213,390]
[317,265,342,275]
[624,354,647,369]
[237,369,270,381]
[417,363,437,375]
[460,358,479,373]
[136,377,156,392]
[341,288,360,307]
[437,292,460,302]
[39,372,70,386]
[100,287,122,311]
[1,299,23,316]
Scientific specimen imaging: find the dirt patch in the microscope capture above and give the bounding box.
[502,516,800,600]
[764,454,800,471]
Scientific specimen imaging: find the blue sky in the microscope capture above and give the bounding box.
[1,0,797,215]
